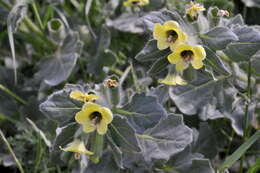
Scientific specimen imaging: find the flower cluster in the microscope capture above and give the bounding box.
[71,90,113,135]
[153,12,206,85]
[60,90,113,156]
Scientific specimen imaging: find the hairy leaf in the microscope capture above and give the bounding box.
[123,93,166,133]
[109,115,141,153]
[201,27,238,50]
[39,84,88,123]
[138,114,193,162]
[34,32,83,86]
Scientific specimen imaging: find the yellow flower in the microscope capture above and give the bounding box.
[186,1,205,19]
[159,73,187,86]
[123,0,149,7]
[59,139,94,155]
[75,103,113,135]
[153,21,187,51]
[70,90,99,102]
[167,44,206,72]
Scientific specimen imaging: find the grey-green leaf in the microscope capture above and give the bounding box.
[192,123,217,159]
[106,13,144,34]
[39,84,87,123]
[167,147,204,172]
[109,115,141,153]
[224,25,260,61]
[201,27,238,50]
[224,42,260,62]
[147,55,169,76]
[123,93,166,133]
[50,122,78,162]
[138,114,193,162]
[85,153,120,173]
[141,10,191,33]
[169,73,234,119]
[34,32,83,86]
[135,39,170,62]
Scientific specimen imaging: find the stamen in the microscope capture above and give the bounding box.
[166,30,178,43]
[89,112,102,125]
[132,1,140,5]
[181,50,194,63]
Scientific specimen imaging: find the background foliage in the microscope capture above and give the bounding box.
[0,0,260,173]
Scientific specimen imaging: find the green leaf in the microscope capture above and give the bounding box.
[137,114,193,162]
[39,84,87,123]
[123,93,166,133]
[188,159,215,173]
[247,158,260,173]
[135,39,170,62]
[219,130,260,172]
[109,115,141,153]
[34,32,83,86]
[7,0,28,84]
[201,27,238,50]
[147,55,169,76]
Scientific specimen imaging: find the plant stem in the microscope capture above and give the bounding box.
[0,130,25,173]
[225,130,235,156]
[130,62,141,93]
[240,60,252,173]
[32,2,44,30]
[0,84,28,105]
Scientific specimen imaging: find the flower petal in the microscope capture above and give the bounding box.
[193,45,206,60]
[83,122,96,133]
[159,73,187,86]
[60,139,94,155]
[101,107,113,124]
[191,59,204,69]
[85,94,99,102]
[176,60,188,72]
[177,31,188,44]
[75,103,102,124]
[157,39,169,50]
[70,90,85,101]
[164,20,179,28]
[167,52,182,64]
[175,75,187,85]
[97,121,108,135]
[153,23,165,40]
